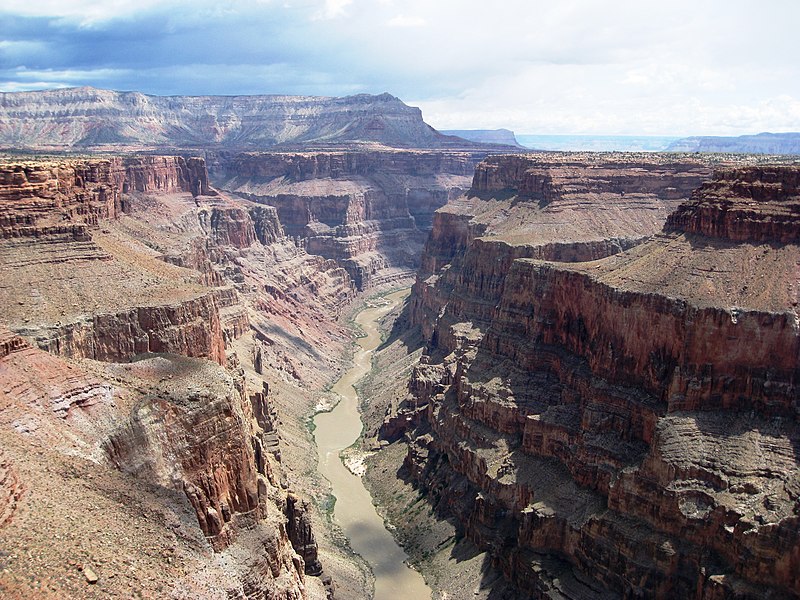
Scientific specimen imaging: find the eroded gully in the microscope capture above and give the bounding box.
[313,289,431,600]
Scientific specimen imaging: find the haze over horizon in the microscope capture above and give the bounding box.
[1,0,799,137]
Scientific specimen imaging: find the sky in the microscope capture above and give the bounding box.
[1,0,799,136]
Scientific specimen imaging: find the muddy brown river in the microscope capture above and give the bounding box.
[314,289,431,600]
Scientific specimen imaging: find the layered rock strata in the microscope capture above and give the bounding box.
[388,157,800,598]
[0,87,473,151]
[0,328,316,598]
[0,155,343,599]
[213,149,487,288]
[410,153,714,339]
[0,156,211,238]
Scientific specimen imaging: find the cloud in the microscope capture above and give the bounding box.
[0,0,797,134]
[0,80,71,92]
[11,67,132,81]
[0,0,177,24]
[387,14,426,28]
[313,0,353,20]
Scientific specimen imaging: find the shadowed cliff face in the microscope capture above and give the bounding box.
[386,156,800,598]
[0,155,350,599]
[213,149,487,289]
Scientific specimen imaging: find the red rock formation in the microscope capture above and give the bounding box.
[666,165,800,242]
[0,156,213,239]
[0,155,333,598]
[214,149,486,288]
[0,329,313,597]
[286,492,324,576]
[123,156,212,196]
[0,451,24,528]
[410,153,714,341]
[102,356,264,549]
[26,293,227,365]
[391,159,800,598]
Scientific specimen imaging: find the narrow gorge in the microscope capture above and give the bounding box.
[0,89,798,600]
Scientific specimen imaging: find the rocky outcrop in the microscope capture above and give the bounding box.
[0,328,314,598]
[21,292,227,365]
[410,153,714,341]
[0,156,213,238]
[122,156,213,196]
[286,492,323,576]
[214,149,487,288]
[390,159,799,598]
[0,86,471,151]
[665,165,800,242]
[102,356,266,549]
[0,451,23,528]
[470,153,708,199]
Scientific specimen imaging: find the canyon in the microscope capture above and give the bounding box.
[0,87,798,600]
[211,149,484,288]
[0,155,356,598]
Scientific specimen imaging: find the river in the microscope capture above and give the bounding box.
[313,289,432,600]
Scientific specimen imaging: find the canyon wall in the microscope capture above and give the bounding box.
[0,155,210,238]
[385,155,800,598]
[410,153,714,339]
[0,155,347,599]
[213,149,487,288]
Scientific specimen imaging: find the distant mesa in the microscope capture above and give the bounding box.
[0,86,492,151]
[439,128,523,148]
[667,131,800,154]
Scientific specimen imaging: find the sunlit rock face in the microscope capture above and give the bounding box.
[0,87,467,151]
[0,155,339,599]
[390,155,800,598]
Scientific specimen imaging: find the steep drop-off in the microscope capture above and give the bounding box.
[410,153,714,340]
[376,156,800,598]
[0,155,361,599]
[213,149,487,289]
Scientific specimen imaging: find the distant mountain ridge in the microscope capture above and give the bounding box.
[667,132,800,154]
[0,86,473,151]
[440,128,522,147]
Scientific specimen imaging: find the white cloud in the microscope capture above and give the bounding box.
[0,81,72,92]
[313,0,353,20]
[387,14,426,28]
[0,0,798,135]
[0,0,173,24]
[13,67,132,82]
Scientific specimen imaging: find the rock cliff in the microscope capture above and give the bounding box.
[0,155,210,239]
[410,153,714,339]
[213,149,487,288]
[383,156,800,598]
[0,87,469,151]
[665,165,800,242]
[0,155,346,599]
